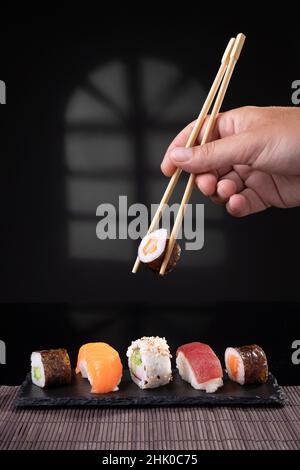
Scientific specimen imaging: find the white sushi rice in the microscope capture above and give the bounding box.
[138,229,168,264]
[225,347,245,385]
[176,351,223,393]
[127,336,172,389]
[77,359,89,379]
[31,352,46,388]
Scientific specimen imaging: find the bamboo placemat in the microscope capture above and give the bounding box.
[0,386,299,450]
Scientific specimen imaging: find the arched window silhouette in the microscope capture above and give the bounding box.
[65,58,226,267]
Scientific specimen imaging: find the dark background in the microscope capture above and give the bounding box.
[0,11,299,385]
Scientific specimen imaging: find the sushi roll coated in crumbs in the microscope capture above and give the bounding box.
[138,228,181,275]
[176,342,223,393]
[225,344,268,385]
[31,348,72,388]
[127,336,172,389]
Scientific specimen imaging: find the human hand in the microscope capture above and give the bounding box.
[161,106,300,217]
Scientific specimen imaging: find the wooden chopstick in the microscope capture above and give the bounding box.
[132,37,236,274]
[159,33,246,275]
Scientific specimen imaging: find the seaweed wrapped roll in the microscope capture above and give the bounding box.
[138,228,181,275]
[31,348,72,388]
[225,344,268,385]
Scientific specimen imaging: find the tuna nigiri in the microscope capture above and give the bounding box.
[76,342,123,394]
[176,342,223,393]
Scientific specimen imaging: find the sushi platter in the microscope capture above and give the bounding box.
[16,369,286,408]
[15,338,287,408]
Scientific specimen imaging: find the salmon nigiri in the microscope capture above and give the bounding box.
[76,342,123,394]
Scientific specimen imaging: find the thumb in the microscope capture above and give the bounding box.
[168,131,262,174]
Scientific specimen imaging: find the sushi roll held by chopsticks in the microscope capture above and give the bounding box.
[138,228,181,275]
[31,348,72,388]
[127,336,172,389]
[225,344,269,385]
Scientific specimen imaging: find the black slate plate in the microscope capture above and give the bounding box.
[15,370,287,408]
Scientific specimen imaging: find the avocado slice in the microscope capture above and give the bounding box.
[33,366,42,381]
[131,349,142,369]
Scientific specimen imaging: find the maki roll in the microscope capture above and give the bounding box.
[31,348,72,388]
[225,344,268,385]
[176,342,223,393]
[76,342,123,394]
[138,228,181,275]
[127,336,172,389]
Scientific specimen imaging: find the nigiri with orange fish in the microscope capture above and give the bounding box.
[76,342,123,394]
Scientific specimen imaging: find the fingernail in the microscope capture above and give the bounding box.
[170,147,193,162]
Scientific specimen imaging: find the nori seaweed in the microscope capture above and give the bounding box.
[237,344,268,384]
[39,349,72,388]
[148,240,181,275]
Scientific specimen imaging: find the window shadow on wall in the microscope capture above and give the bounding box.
[65,58,227,268]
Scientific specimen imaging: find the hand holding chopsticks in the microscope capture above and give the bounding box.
[132,33,246,275]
